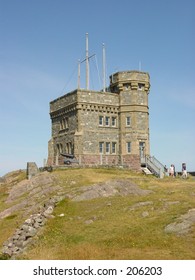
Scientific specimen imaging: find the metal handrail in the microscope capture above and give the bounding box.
[142,155,164,178]
[149,156,165,170]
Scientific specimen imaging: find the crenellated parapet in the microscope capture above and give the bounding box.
[110,70,150,93]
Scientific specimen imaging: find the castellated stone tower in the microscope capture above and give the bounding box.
[109,71,150,166]
[47,70,150,171]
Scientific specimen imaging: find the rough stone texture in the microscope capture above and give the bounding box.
[164,208,195,235]
[142,211,149,218]
[1,186,67,258]
[27,162,39,180]
[72,179,153,202]
[48,70,150,171]
[127,201,153,211]
[122,155,141,171]
[0,172,62,219]
[0,172,154,258]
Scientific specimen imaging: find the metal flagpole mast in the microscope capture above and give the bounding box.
[78,59,81,89]
[86,33,89,90]
[102,43,106,92]
[139,61,142,71]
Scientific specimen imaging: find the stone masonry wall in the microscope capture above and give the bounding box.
[122,155,141,171]
[77,89,119,106]
[50,90,77,113]
[79,154,119,166]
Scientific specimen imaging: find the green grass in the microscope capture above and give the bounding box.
[24,195,195,259]
[1,168,195,259]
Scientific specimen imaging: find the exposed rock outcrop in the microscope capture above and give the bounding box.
[164,208,195,235]
[2,196,64,258]
[72,179,153,201]
[0,173,154,258]
[0,172,62,219]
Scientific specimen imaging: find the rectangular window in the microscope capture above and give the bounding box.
[105,116,110,126]
[126,142,131,153]
[99,142,104,154]
[106,142,110,154]
[111,117,116,127]
[65,117,69,128]
[112,142,116,154]
[60,118,68,130]
[99,116,103,126]
[126,116,131,126]
[60,120,63,130]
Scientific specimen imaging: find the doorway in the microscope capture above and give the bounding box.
[139,142,145,159]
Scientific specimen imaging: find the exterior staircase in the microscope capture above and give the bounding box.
[141,155,165,178]
[141,167,153,175]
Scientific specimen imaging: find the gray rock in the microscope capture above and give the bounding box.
[15,229,23,235]
[24,218,34,225]
[21,224,29,232]
[72,180,153,202]
[14,240,24,248]
[2,248,12,256]
[12,234,20,240]
[58,213,65,217]
[165,208,195,235]
[22,239,31,247]
[34,222,41,229]
[44,206,54,215]
[7,242,13,248]
[128,201,153,211]
[142,211,149,218]
[165,221,191,235]
[35,217,44,223]
[18,235,26,241]
[26,226,37,238]
[165,201,180,207]
[85,219,94,225]
[12,247,20,254]
[0,175,69,258]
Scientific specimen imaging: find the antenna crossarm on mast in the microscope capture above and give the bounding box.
[77,33,107,91]
[78,54,95,90]
[80,54,95,64]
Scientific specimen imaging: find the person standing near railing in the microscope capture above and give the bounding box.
[164,165,168,176]
[182,163,187,178]
[169,164,174,177]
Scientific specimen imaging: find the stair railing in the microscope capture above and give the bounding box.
[142,155,165,178]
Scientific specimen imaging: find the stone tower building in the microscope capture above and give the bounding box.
[47,70,150,171]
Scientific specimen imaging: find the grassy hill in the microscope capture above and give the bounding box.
[0,168,195,259]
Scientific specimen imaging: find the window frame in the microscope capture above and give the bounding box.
[111,116,117,127]
[126,116,131,126]
[99,116,104,126]
[126,142,131,154]
[106,142,110,154]
[65,117,69,128]
[99,142,104,154]
[111,142,116,154]
[105,116,110,126]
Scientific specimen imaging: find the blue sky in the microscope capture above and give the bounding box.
[0,0,194,176]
